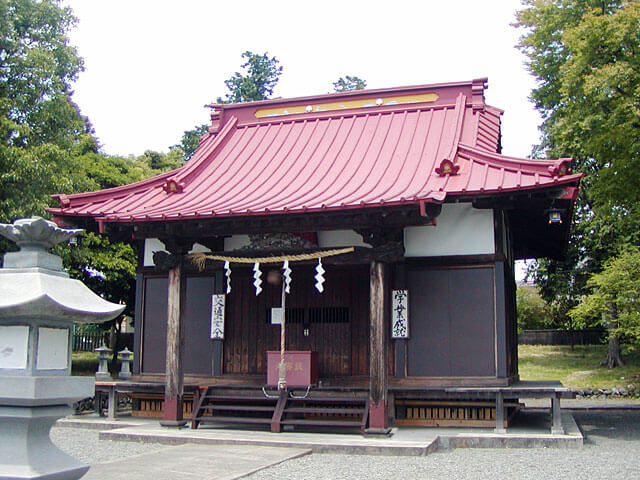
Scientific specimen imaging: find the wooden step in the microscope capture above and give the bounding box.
[194,416,272,425]
[200,405,275,412]
[283,407,364,415]
[193,386,369,433]
[287,397,366,404]
[280,419,362,427]
[203,396,278,402]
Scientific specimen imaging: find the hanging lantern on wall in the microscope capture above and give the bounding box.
[548,209,563,224]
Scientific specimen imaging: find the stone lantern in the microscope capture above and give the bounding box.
[0,217,125,480]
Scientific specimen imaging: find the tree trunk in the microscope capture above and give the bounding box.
[600,334,624,368]
[109,317,123,373]
[600,304,624,368]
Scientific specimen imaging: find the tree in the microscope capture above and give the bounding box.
[516,284,554,332]
[216,51,283,103]
[173,124,209,161]
[333,76,367,92]
[516,285,553,331]
[515,1,640,363]
[570,247,640,367]
[137,149,183,172]
[0,0,89,224]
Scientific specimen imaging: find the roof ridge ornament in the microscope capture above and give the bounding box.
[163,179,184,193]
[471,77,488,111]
[435,158,460,176]
[548,160,572,177]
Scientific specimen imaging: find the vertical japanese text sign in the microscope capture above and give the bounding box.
[391,289,409,339]
[210,294,226,339]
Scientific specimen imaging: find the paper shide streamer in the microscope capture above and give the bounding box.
[282,260,292,294]
[315,258,325,293]
[253,262,262,295]
[224,261,232,294]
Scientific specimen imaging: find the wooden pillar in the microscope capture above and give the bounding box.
[367,260,390,433]
[160,258,187,427]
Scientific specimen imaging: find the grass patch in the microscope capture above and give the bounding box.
[71,351,99,376]
[519,344,640,391]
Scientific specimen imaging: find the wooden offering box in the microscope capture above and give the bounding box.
[266,351,319,387]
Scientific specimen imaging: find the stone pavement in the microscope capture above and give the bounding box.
[525,397,640,410]
[80,444,310,480]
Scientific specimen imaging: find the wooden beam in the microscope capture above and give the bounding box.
[367,261,390,433]
[127,204,441,240]
[160,258,187,427]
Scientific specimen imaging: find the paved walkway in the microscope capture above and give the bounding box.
[525,397,640,410]
[80,444,310,480]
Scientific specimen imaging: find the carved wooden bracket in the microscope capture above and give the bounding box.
[152,251,182,270]
[355,227,405,262]
[162,238,196,256]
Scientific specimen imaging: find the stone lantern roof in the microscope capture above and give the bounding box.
[0,217,124,323]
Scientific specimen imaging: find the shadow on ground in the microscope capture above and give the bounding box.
[574,411,640,443]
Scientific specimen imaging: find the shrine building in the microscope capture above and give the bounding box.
[49,78,581,433]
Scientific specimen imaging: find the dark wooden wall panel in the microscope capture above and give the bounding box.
[141,276,168,374]
[449,267,495,376]
[133,273,143,375]
[407,269,450,376]
[406,266,496,377]
[141,274,216,375]
[183,276,215,375]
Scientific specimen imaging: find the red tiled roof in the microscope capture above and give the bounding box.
[49,78,581,224]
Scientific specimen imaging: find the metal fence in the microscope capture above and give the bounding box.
[72,332,109,352]
[72,332,134,352]
[518,328,606,346]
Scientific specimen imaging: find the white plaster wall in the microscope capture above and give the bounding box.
[404,203,495,257]
[317,230,371,248]
[36,327,68,370]
[143,238,166,267]
[143,239,212,266]
[190,243,211,253]
[0,326,29,369]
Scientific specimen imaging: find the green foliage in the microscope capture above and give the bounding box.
[0,0,84,141]
[53,232,136,317]
[173,124,208,161]
[515,1,640,331]
[517,285,554,331]
[570,247,640,342]
[216,51,283,103]
[333,76,367,92]
[136,149,183,172]
[0,0,90,223]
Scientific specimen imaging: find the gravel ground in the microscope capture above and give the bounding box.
[50,411,640,479]
[245,412,640,480]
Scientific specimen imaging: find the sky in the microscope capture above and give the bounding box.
[63,0,542,159]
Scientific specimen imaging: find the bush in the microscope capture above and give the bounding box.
[517,284,554,332]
